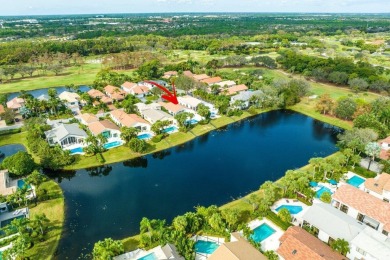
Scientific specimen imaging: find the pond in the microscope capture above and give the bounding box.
[0,144,26,163]
[52,110,341,259]
[7,85,90,101]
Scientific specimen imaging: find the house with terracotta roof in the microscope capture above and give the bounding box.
[364,173,390,202]
[277,226,346,260]
[87,89,105,99]
[104,85,126,101]
[110,110,150,132]
[192,74,210,81]
[88,120,121,140]
[162,71,178,79]
[78,113,99,125]
[224,84,249,96]
[121,82,137,92]
[332,184,390,236]
[6,97,25,113]
[125,85,150,98]
[208,232,267,260]
[200,76,222,86]
[301,203,364,244]
[135,102,161,112]
[0,104,5,118]
[182,70,193,78]
[379,136,390,160]
[100,96,113,105]
[348,226,390,260]
[158,102,187,116]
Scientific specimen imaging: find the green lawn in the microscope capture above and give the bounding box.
[26,180,65,260]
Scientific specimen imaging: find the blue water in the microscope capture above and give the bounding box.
[137,253,158,260]
[186,119,198,125]
[69,147,83,154]
[162,126,178,133]
[0,144,26,163]
[53,110,340,259]
[316,186,333,198]
[138,133,152,140]
[275,205,303,214]
[347,175,365,188]
[195,240,219,254]
[251,223,276,243]
[17,179,31,190]
[7,85,90,101]
[103,141,122,149]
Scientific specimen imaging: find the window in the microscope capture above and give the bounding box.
[292,250,297,255]
[384,198,389,203]
[356,247,366,256]
[382,230,389,236]
[340,204,349,214]
[357,213,364,222]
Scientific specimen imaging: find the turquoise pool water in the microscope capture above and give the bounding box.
[138,133,152,140]
[195,240,219,254]
[17,179,31,190]
[251,223,276,243]
[186,119,198,125]
[69,147,83,154]
[103,141,122,149]
[347,175,365,188]
[137,252,157,260]
[162,126,177,133]
[275,205,303,214]
[316,186,333,198]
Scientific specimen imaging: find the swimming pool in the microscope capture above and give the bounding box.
[103,141,123,149]
[137,252,158,260]
[69,147,83,155]
[316,186,333,198]
[250,223,276,243]
[347,175,365,188]
[17,179,31,190]
[138,133,152,140]
[195,240,219,254]
[162,126,178,133]
[275,205,303,214]
[186,119,198,125]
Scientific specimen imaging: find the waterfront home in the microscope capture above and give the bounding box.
[6,97,25,113]
[104,85,126,101]
[158,101,187,116]
[58,91,80,111]
[140,109,176,125]
[78,113,99,125]
[230,90,263,109]
[114,244,183,260]
[45,123,88,148]
[214,80,237,89]
[208,232,267,260]
[88,120,121,139]
[277,226,346,260]
[0,202,29,228]
[192,73,209,81]
[110,109,151,131]
[178,95,203,110]
[122,83,150,98]
[0,170,18,196]
[364,173,390,202]
[379,136,390,160]
[162,71,178,79]
[135,102,161,112]
[300,203,364,244]
[100,96,113,105]
[332,184,390,236]
[200,76,222,86]
[87,89,105,99]
[224,84,248,96]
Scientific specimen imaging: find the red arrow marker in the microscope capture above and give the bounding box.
[146,81,178,105]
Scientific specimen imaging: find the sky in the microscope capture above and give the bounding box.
[0,0,389,16]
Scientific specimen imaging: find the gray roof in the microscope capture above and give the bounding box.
[231,90,263,102]
[302,203,364,242]
[37,94,49,101]
[142,109,173,122]
[351,227,390,259]
[45,123,88,141]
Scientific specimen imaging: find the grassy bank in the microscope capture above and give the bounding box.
[26,180,65,260]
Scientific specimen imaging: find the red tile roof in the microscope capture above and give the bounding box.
[365,173,390,194]
[193,74,210,81]
[88,120,120,136]
[277,227,346,260]
[225,84,248,95]
[158,102,186,114]
[333,184,390,231]
[122,82,137,89]
[200,76,222,85]
[0,104,5,114]
[88,89,105,99]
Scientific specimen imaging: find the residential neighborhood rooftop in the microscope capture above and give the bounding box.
[200,76,222,85]
[350,227,390,260]
[6,97,25,109]
[88,120,120,136]
[332,184,390,232]
[88,89,105,99]
[58,91,80,103]
[192,73,209,81]
[225,84,248,96]
[364,173,390,195]
[79,113,99,124]
[158,102,186,114]
[277,226,346,260]
[45,123,88,141]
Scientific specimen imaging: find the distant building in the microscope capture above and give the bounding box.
[224,84,248,96]
[6,97,25,113]
[200,76,222,86]
[122,82,151,98]
[379,136,390,160]
[162,71,178,79]
[230,90,263,109]
[58,91,80,111]
[78,113,99,125]
[87,89,105,99]
[159,102,187,116]
[104,85,126,101]
[0,170,18,196]
[178,96,204,110]
[192,74,210,81]
[110,110,150,131]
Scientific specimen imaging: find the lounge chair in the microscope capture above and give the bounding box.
[286,199,290,203]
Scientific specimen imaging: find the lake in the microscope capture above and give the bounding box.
[7,85,90,101]
[0,144,26,163]
[52,110,341,259]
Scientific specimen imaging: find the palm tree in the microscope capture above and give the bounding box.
[331,238,350,256]
[120,127,139,143]
[34,213,50,235]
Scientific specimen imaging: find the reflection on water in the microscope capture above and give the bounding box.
[54,110,340,259]
[0,144,26,163]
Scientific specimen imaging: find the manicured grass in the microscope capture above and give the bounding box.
[190,123,216,136]
[26,180,65,260]
[122,235,141,252]
[0,131,40,162]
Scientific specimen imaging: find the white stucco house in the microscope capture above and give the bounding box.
[45,123,88,148]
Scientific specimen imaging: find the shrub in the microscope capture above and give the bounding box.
[248,106,257,115]
[320,192,332,203]
[0,128,21,136]
[277,208,292,223]
[151,134,163,143]
[353,166,377,178]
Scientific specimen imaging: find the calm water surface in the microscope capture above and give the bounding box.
[52,110,341,259]
[0,144,26,163]
[7,85,90,101]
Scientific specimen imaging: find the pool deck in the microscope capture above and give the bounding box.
[341,171,366,190]
[312,182,337,201]
[247,218,284,251]
[192,235,225,260]
[271,198,309,219]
